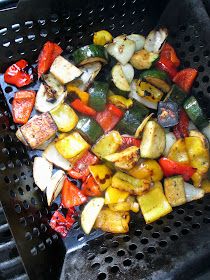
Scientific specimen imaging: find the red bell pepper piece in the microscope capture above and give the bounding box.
[95,104,124,132]
[82,175,102,197]
[12,90,36,124]
[173,109,189,139]
[4,59,33,88]
[49,207,75,238]
[61,178,87,208]
[37,41,63,78]
[68,151,99,181]
[119,136,141,151]
[70,99,97,117]
[173,68,198,93]
[159,157,196,181]
[161,43,180,68]
[156,57,178,79]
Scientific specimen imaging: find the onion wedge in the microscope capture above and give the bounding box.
[127,34,145,51]
[163,132,177,156]
[144,28,168,53]
[184,182,204,202]
[46,170,66,206]
[33,157,53,191]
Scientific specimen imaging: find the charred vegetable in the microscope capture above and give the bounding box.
[157,101,179,128]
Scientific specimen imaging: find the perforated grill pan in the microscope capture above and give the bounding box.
[1,0,210,279]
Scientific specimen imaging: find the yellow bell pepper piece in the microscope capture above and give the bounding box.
[129,159,163,182]
[67,85,89,104]
[108,95,133,109]
[168,139,190,164]
[50,103,78,132]
[136,80,163,103]
[55,132,89,159]
[89,164,112,191]
[201,179,210,193]
[93,30,113,46]
[137,186,172,224]
[105,186,129,204]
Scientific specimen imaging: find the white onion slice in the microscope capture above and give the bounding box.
[121,63,134,84]
[33,157,53,191]
[46,170,65,206]
[184,182,204,202]
[144,28,168,53]
[163,132,177,156]
[127,34,145,51]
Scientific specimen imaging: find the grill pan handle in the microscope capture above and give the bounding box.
[0,0,18,10]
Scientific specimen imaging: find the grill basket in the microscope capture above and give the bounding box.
[1,0,210,279]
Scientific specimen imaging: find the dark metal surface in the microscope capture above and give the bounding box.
[0,0,210,279]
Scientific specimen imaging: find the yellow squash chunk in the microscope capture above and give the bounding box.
[92,131,122,158]
[108,202,131,212]
[104,146,140,170]
[191,171,204,188]
[168,139,190,164]
[130,49,158,70]
[105,186,129,204]
[89,164,112,191]
[135,113,153,138]
[201,179,210,193]
[112,171,151,195]
[50,103,78,132]
[55,132,89,159]
[137,186,172,224]
[164,176,186,207]
[93,30,113,46]
[108,95,133,109]
[140,121,165,159]
[94,208,130,233]
[129,159,163,181]
[152,181,164,192]
[185,136,209,174]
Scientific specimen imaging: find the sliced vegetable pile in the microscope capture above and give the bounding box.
[4,28,210,238]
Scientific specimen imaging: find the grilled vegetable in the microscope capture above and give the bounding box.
[140,120,165,158]
[140,69,170,93]
[76,116,104,144]
[50,56,82,84]
[106,35,135,65]
[136,80,164,104]
[12,90,36,124]
[126,196,140,213]
[110,63,131,96]
[137,184,172,224]
[112,171,151,195]
[156,57,178,79]
[67,85,89,104]
[164,84,186,105]
[37,41,63,78]
[201,179,210,194]
[173,68,198,93]
[173,109,189,139]
[144,28,168,53]
[55,132,90,159]
[46,170,65,206]
[68,62,102,91]
[108,202,131,212]
[62,178,87,208]
[89,164,112,191]
[16,128,28,146]
[73,44,108,65]
[93,30,113,46]
[159,157,196,181]
[129,159,163,181]
[70,99,97,117]
[92,130,122,158]
[121,63,134,84]
[94,208,130,233]
[116,100,149,135]
[95,104,124,133]
[184,96,208,129]
[104,146,139,170]
[157,101,179,128]
[81,175,102,197]
[43,142,72,170]
[120,136,141,150]
[184,182,204,202]
[81,197,105,234]
[126,34,145,51]
[163,132,176,156]
[130,49,158,70]
[50,103,78,132]
[20,113,57,149]
[160,42,180,68]
[104,186,129,204]
[168,139,190,164]
[33,157,53,191]
[164,176,186,207]
[108,95,133,109]
[88,81,108,111]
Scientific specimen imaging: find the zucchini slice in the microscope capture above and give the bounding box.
[110,64,131,96]
[184,96,208,129]
[73,44,108,66]
[140,69,170,93]
[88,81,108,111]
[164,84,186,105]
[76,116,104,144]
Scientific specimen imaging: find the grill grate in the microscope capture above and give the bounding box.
[1,0,210,279]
